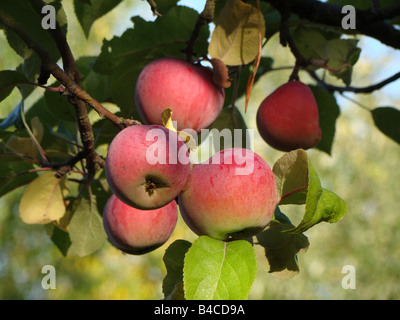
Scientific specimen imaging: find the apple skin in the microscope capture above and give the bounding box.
[256,81,322,152]
[178,148,277,241]
[135,57,225,132]
[103,194,178,255]
[105,124,190,210]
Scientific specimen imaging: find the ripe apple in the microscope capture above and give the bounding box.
[135,57,225,132]
[256,80,322,152]
[178,148,277,241]
[103,194,178,255]
[105,124,190,210]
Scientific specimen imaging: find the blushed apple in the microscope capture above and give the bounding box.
[256,81,322,152]
[135,57,225,132]
[178,148,277,241]
[105,124,190,210]
[103,194,178,255]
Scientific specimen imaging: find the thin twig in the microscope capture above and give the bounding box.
[0,9,131,131]
[2,152,43,165]
[146,0,162,16]
[183,0,217,63]
[263,0,400,50]
[340,93,372,111]
[277,1,327,80]
[230,67,241,110]
[19,99,49,163]
[307,69,400,94]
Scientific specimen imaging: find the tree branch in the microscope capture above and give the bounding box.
[0,8,133,132]
[0,5,136,181]
[263,0,400,50]
[372,3,400,22]
[275,0,327,81]
[146,0,162,16]
[307,69,400,94]
[31,0,79,78]
[182,0,217,63]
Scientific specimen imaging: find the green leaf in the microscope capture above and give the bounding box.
[273,206,292,225]
[208,0,265,66]
[0,157,38,198]
[24,96,60,128]
[0,70,28,103]
[371,107,400,145]
[76,0,91,4]
[74,0,123,37]
[0,0,67,81]
[92,117,120,146]
[293,26,361,85]
[154,0,179,15]
[327,38,361,85]
[78,57,113,103]
[309,85,341,155]
[5,116,44,160]
[273,151,347,233]
[18,172,67,224]
[94,6,209,74]
[255,219,309,279]
[183,236,257,300]
[44,86,76,122]
[273,149,309,205]
[45,224,72,257]
[287,163,347,234]
[0,102,23,130]
[67,192,107,257]
[163,239,192,299]
[264,10,301,40]
[93,6,209,115]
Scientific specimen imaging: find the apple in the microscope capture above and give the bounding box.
[103,194,178,255]
[105,124,190,210]
[256,80,322,152]
[135,57,225,132]
[178,148,277,241]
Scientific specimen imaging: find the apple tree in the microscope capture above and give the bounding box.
[0,0,399,300]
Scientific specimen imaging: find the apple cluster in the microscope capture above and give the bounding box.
[103,57,322,255]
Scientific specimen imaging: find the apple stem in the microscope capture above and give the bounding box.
[145,181,157,196]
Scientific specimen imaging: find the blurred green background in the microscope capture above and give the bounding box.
[0,0,399,300]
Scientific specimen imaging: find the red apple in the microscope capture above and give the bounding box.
[256,80,322,152]
[103,194,178,255]
[105,124,190,210]
[135,57,225,132]
[178,148,277,241]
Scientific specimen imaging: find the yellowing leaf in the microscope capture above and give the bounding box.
[161,108,177,132]
[161,108,197,152]
[208,0,265,66]
[19,172,66,224]
[6,116,44,159]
